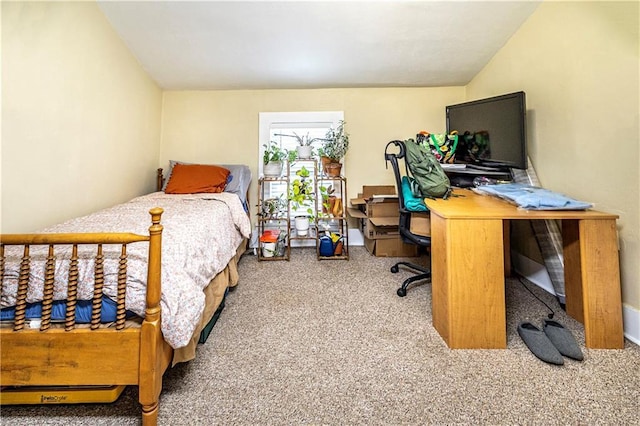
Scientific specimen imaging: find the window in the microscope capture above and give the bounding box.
[258,111,344,176]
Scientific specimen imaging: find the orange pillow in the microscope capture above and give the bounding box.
[165,163,230,194]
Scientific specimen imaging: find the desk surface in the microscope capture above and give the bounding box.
[425,189,618,220]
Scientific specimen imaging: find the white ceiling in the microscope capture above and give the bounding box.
[97,1,541,90]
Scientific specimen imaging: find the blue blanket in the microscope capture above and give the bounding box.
[1,297,137,323]
[475,183,593,210]
[401,176,428,212]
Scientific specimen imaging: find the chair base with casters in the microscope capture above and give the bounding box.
[384,139,432,297]
[391,259,431,297]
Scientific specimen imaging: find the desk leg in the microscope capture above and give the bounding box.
[563,219,624,349]
[431,214,507,349]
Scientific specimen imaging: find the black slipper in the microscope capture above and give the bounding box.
[518,322,564,365]
[543,319,584,361]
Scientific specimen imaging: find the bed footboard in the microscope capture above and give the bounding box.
[0,208,169,426]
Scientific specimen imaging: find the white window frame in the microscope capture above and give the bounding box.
[258,111,344,176]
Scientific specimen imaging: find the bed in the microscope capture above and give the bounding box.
[0,162,252,425]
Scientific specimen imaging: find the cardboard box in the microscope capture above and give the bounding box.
[349,207,401,240]
[364,216,400,239]
[348,185,401,241]
[350,185,397,205]
[364,236,418,257]
[409,212,431,237]
[349,185,426,257]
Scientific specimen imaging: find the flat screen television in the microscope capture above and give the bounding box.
[446,91,527,170]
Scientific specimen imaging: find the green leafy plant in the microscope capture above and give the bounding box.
[322,120,350,161]
[319,184,336,216]
[259,195,287,218]
[288,166,315,217]
[287,149,298,163]
[263,141,287,164]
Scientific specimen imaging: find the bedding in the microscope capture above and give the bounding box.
[0,297,135,323]
[0,191,251,349]
[164,163,230,194]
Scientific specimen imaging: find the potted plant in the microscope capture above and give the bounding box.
[275,131,324,159]
[259,194,287,219]
[287,148,298,164]
[288,165,315,236]
[321,120,349,176]
[263,141,287,177]
[319,184,337,216]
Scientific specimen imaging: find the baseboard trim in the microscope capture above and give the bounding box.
[511,251,556,295]
[512,252,639,346]
[348,228,364,246]
[623,307,640,346]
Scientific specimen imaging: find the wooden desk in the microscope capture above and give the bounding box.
[425,189,623,349]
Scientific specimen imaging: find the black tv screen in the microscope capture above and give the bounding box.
[446,91,527,170]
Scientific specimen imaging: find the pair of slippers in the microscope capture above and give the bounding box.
[517,319,584,365]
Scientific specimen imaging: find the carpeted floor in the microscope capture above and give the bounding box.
[2,247,639,425]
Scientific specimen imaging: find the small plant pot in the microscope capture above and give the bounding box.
[263,161,283,178]
[320,156,332,174]
[294,216,310,237]
[262,242,276,257]
[334,240,344,256]
[297,145,313,159]
[325,162,342,177]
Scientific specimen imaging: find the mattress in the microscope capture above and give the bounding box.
[1,191,251,349]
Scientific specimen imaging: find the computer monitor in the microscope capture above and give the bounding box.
[446,91,527,170]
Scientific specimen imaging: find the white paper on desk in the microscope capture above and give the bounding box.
[441,163,467,170]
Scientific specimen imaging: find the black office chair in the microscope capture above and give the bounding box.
[384,140,431,297]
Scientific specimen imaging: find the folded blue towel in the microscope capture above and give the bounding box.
[475,183,592,210]
[401,176,428,212]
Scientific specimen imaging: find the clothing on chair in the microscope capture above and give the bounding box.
[404,138,452,199]
[401,176,428,212]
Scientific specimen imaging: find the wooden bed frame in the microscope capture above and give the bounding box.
[1,169,250,424]
[1,208,169,424]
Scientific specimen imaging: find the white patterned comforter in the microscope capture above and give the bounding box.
[1,192,251,349]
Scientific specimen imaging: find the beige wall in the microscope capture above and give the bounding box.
[467,1,639,311]
[160,87,465,219]
[1,2,162,233]
[4,1,636,316]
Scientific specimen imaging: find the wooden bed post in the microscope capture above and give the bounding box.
[156,168,164,192]
[139,208,167,425]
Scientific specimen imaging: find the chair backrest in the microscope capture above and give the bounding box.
[384,140,411,213]
[385,140,431,248]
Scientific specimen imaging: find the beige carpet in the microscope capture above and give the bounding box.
[2,247,639,425]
